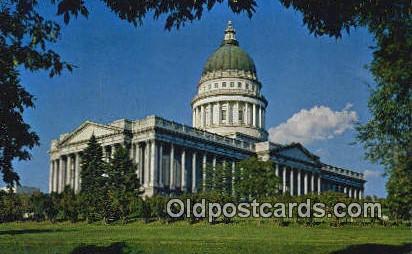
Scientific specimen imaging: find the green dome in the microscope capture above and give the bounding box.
[202,44,256,75]
[202,21,256,76]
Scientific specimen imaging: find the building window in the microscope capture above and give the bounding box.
[221,110,227,121]
[246,83,249,89]
[239,110,244,123]
[230,82,234,87]
[238,82,242,88]
[208,84,211,90]
[252,84,255,91]
[214,83,218,88]
[222,82,226,87]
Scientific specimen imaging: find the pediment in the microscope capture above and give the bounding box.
[59,121,121,146]
[273,143,320,164]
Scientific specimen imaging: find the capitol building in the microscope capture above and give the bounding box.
[49,22,365,198]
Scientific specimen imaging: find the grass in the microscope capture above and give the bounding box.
[0,220,411,254]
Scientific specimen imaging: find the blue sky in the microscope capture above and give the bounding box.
[10,1,386,196]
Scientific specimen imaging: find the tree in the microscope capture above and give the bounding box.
[0,191,24,222]
[107,145,141,223]
[60,186,79,222]
[79,135,108,223]
[385,154,412,220]
[235,157,280,200]
[44,193,59,223]
[29,191,47,221]
[2,0,410,217]
[0,0,72,186]
[204,162,232,195]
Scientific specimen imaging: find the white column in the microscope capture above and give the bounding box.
[68,155,74,187]
[49,161,53,193]
[135,143,140,172]
[289,168,294,196]
[235,101,240,124]
[311,173,315,193]
[245,103,249,125]
[275,164,280,193]
[74,153,81,193]
[282,166,287,194]
[304,172,308,195]
[231,161,236,195]
[262,109,265,129]
[344,186,348,196]
[252,104,256,127]
[202,153,207,191]
[226,102,230,125]
[354,188,358,199]
[348,187,352,198]
[317,175,321,195]
[297,170,301,196]
[212,155,217,173]
[192,152,197,192]
[200,105,204,128]
[111,145,116,159]
[151,141,158,188]
[159,143,164,188]
[181,149,186,192]
[192,109,196,127]
[71,155,76,188]
[217,102,221,125]
[359,189,363,199]
[138,144,143,185]
[144,141,150,187]
[58,157,64,193]
[53,160,58,192]
[258,105,262,128]
[51,161,55,192]
[209,103,213,126]
[170,144,175,190]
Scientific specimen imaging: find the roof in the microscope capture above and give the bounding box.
[202,21,256,76]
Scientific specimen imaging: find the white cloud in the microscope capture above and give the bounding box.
[363,169,382,179]
[268,103,358,145]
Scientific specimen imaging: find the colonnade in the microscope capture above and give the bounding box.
[275,165,321,196]
[274,165,363,199]
[193,101,265,129]
[324,183,363,199]
[50,141,363,199]
[49,152,82,193]
[49,143,119,194]
[130,140,237,193]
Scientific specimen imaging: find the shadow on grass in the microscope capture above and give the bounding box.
[70,242,144,254]
[0,229,62,235]
[330,243,412,254]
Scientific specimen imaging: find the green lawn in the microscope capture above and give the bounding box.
[0,221,411,254]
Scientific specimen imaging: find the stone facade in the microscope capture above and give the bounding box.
[49,22,365,198]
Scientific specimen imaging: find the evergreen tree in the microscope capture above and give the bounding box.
[79,135,108,223]
[29,192,47,221]
[44,193,59,223]
[235,157,280,200]
[204,163,232,195]
[60,186,79,223]
[107,145,141,223]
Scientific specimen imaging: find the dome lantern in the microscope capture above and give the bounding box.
[222,21,238,46]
